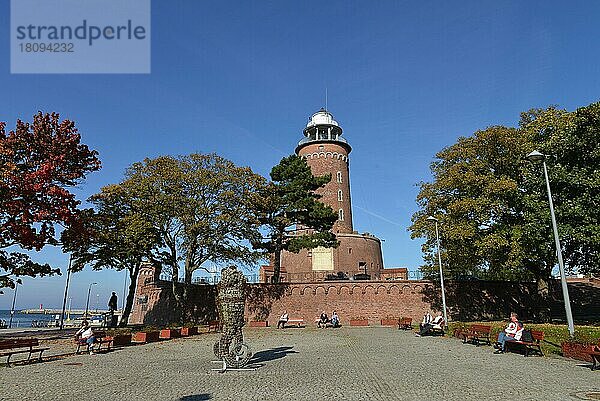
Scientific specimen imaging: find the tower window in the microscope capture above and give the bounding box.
[348,248,352,254]
[338,190,343,201]
[336,171,342,183]
[339,209,344,221]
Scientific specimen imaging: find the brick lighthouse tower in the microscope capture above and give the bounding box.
[296,108,353,234]
[261,109,384,282]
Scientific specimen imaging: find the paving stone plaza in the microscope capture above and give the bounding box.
[2,327,599,401]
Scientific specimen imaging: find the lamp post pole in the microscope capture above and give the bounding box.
[427,216,448,326]
[84,282,97,319]
[8,279,22,329]
[59,255,73,330]
[526,150,575,337]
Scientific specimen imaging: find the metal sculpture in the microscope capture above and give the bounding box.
[213,265,252,369]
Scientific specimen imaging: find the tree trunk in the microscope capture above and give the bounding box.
[119,264,141,327]
[535,273,551,322]
[272,249,281,283]
[171,264,183,303]
[183,253,194,284]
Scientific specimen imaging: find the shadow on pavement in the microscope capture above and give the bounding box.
[250,346,297,363]
[179,394,211,401]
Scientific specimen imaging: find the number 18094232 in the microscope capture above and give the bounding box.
[19,42,74,52]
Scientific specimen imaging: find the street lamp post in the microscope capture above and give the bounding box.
[526,150,575,337]
[84,282,98,319]
[8,279,23,329]
[59,255,73,330]
[427,216,448,326]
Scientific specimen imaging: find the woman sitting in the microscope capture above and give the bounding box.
[317,311,329,328]
[330,311,340,328]
[75,320,96,354]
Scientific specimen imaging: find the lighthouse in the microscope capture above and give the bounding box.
[296,108,353,234]
[261,109,384,282]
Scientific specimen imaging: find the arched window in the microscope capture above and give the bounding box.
[338,190,343,202]
[339,209,344,221]
[336,171,342,183]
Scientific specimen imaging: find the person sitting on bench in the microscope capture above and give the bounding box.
[75,320,96,355]
[419,311,432,331]
[494,312,523,354]
[416,311,443,336]
[277,311,289,329]
[330,311,340,328]
[318,311,329,328]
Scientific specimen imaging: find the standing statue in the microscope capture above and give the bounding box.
[213,265,252,368]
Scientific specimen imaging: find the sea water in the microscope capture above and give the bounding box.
[0,309,58,328]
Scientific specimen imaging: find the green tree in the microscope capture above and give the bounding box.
[62,185,162,327]
[410,125,536,281]
[121,154,265,312]
[252,155,339,283]
[410,102,600,318]
[520,104,600,278]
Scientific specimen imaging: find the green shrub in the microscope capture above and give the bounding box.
[448,321,600,356]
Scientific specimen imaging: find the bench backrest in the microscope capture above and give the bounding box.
[531,330,544,342]
[471,324,491,333]
[0,338,39,350]
[400,318,412,324]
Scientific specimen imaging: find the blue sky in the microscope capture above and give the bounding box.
[2,1,600,309]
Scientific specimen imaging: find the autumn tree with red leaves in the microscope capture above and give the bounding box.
[0,112,101,288]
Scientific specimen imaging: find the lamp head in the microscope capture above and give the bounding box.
[426,216,438,223]
[526,150,545,162]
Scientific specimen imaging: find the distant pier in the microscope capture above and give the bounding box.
[19,309,111,315]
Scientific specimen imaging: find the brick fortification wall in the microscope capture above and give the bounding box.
[131,266,600,326]
[246,281,431,325]
[129,265,218,326]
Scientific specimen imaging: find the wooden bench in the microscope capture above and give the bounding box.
[398,317,413,330]
[505,330,544,356]
[284,319,304,328]
[585,342,600,370]
[207,320,221,332]
[460,324,492,346]
[0,339,49,367]
[75,331,113,354]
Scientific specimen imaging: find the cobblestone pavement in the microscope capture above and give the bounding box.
[1,327,599,401]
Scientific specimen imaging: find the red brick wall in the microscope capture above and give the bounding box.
[279,233,384,281]
[246,281,432,326]
[131,266,600,327]
[298,142,353,233]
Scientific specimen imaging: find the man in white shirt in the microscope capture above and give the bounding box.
[416,311,444,336]
[75,320,96,354]
[420,312,432,331]
[277,311,289,329]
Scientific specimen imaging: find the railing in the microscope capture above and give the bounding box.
[158,270,425,284]
[158,273,260,285]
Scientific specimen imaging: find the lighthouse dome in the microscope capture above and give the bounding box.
[306,108,339,128]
